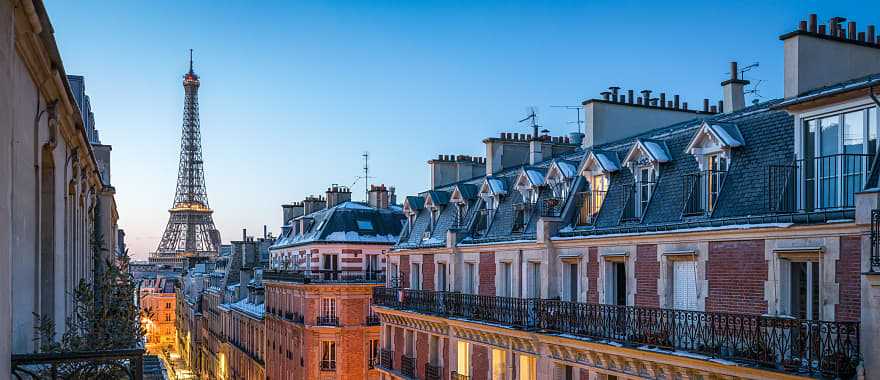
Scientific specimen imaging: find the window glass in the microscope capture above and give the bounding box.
[819,116,840,156]
[356,219,373,230]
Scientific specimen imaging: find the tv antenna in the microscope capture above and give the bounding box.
[745,79,766,105]
[518,107,539,138]
[551,105,583,134]
[727,62,759,81]
[351,151,373,202]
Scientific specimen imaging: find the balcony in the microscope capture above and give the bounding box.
[317,315,339,326]
[379,349,394,370]
[769,153,871,215]
[425,363,442,380]
[573,190,605,226]
[373,288,860,379]
[11,348,145,379]
[366,314,381,326]
[264,269,385,284]
[540,196,565,218]
[451,371,470,380]
[282,311,304,324]
[401,354,416,377]
[683,169,727,216]
[320,360,336,372]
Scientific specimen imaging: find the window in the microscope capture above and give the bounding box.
[781,260,820,320]
[464,263,476,294]
[706,153,727,212]
[491,348,508,380]
[429,335,441,365]
[457,341,471,376]
[802,107,875,209]
[455,203,467,228]
[604,261,627,306]
[672,261,698,311]
[635,165,657,218]
[165,314,171,321]
[410,263,422,290]
[512,207,525,233]
[320,341,336,371]
[166,302,171,309]
[590,174,609,215]
[356,219,374,230]
[321,298,336,318]
[517,354,536,380]
[499,262,512,297]
[527,262,541,298]
[437,262,448,291]
[564,262,578,302]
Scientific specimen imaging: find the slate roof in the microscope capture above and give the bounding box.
[271,201,405,249]
[774,72,880,108]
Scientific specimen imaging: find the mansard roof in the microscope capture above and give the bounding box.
[271,201,405,249]
[685,120,746,153]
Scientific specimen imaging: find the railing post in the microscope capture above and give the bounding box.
[132,354,144,380]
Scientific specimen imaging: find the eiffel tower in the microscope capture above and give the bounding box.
[151,51,220,266]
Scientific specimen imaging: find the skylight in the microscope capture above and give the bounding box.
[356,219,374,230]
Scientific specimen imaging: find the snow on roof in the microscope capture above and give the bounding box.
[487,178,507,194]
[525,169,545,186]
[230,298,265,319]
[556,160,578,178]
[324,231,399,243]
[335,201,373,210]
[642,140,671,162]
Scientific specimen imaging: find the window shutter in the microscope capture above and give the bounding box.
[672,261,698,310]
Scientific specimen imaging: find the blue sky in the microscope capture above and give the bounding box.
[45,1,879,259]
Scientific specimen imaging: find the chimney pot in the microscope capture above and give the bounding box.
[859,32,866,42]
[868,25,876,43]
[627,90,634,104]
[659,93,667,108]
[718,100,724,113]
[848,21,856,40]
[637,97,643,105]
[619,94,626,103]
[809,14,818,33]
[710,105,717,113]
[640,90,652,105]
[703,99,710,112]
[673,94,680,109]
[818,25,826,35]
[799,20,807,31]
[682,102,688,110]
[600,91,611,101]
[667,101,673,108]
[609,86,620,102]
[730,61,738,81]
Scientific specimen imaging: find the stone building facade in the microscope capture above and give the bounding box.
[375,14,880,380]
[141,276,179,354]
[1,0,120,373]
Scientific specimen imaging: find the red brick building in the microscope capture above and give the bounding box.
[375,14,880,380]
[265,185,404,379]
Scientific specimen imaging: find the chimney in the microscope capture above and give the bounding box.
[429,154,485,189]
[529,132,543,165]
[368,184,390,209]
[782,14,880,98]
[302,196,326,215]
[721,61,750,113]
[325,184,352,207]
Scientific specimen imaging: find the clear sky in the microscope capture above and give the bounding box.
[45,1,879,260]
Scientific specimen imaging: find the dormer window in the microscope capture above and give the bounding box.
[515,168,545,207]
[576,151,618,226]
[684,122,743,216]
[622,139,669,221]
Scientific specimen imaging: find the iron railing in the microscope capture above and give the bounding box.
[401,355,416,377]
[472,209,490,237]
[379,349,394,370]
[12,348,145,380]
[620,180,657,222]
[451,204,468,230]
[451,371,470,380]
[572,190,605,226]
[317,315,339,326]
[540,196,565,218]
[320,359,336,372]
[683,170,727,216]
[368,354,378,369]
[366,314,381,326]
[769,154,871,213]
[263,269,385,284]
[374,288,860,378]
[871,209,880,273]
[425,363,442,380]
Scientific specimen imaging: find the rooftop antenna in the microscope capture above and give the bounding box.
[745,79,766,105]
[727,61,759,81]
[189,49,194,73]
[351,151,373,202]
[518,107,539,138]
[551,105,583,134]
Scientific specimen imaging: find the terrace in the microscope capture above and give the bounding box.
[262,269,385,284]
[373,287,861,379]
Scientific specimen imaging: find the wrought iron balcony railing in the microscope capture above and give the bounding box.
[871,209,880,273]
[320,360,336,372]
[263,269,385,284]
[366,314,381,326]
[768,153,871,213]
[620,180,657,222]
[12,348,145,380]
[451,371,470,380]
[540,196,565,218]
[317,315,339,326]
[373,288,860,379]
[573,190,605,226]
[425,363,442,380]
[401,355,416,377]
[379,349,394,370]
[471,209,490,237]
[683,170,727,216]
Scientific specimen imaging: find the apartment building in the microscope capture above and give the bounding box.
[141,275,179,354]
[264,185,405,380]
[375,14,880,380]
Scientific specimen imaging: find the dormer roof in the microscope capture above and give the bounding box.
[547,159,579,181]
[424,191,451,208]
[582,150,621,174]
[686,121,745,154]
[480,176,507,196]
[403,196,425,214]
[515,167,546,190]
[450,184,479,203]
[623,138,672,166]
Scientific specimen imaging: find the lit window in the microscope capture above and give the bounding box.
[321,341,336,371]
[321,298,336,318]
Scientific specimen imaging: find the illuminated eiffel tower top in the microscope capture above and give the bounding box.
[153,50,219,263]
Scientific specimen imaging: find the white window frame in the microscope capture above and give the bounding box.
[321,298,336,318]
[632,163,658,219]
[410,263,422,290]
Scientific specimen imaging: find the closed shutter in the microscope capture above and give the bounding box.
[673,261,698,310]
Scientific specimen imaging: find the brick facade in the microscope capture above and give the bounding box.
[416,332,429,379]
[837,236,861,322]
[478,252,496,296]
[423,254,435,291]
[400,255,410,287]
[706,240,767,314]
[635,244,659,307]
[472,344,489,380]
[587,247,599,303]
